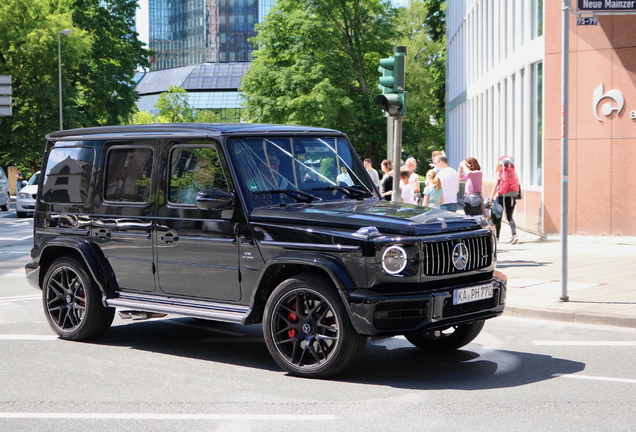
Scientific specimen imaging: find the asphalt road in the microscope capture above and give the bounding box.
[1,209,636,431]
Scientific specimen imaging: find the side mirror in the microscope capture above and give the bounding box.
[195,189,234,211]
[21,180,27,186]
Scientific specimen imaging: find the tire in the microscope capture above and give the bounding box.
[405,320,485,352]
[0,192,8,211]
[263,274,367,378]
[16,211,28,218]
[42,257,115,341]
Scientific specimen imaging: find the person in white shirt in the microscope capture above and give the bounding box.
[399,167,417,204]
[433,154,459,212]
[363,158,381,188]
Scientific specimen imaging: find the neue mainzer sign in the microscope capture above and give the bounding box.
[578,0,636,11]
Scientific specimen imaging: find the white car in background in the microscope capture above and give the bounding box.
[16,171,40,217]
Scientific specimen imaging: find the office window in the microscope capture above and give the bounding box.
[531,61,543,186]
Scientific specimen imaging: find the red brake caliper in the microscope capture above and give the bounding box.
[287,303,298,340]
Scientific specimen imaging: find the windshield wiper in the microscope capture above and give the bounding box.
[253,189,319,204]
[311,185,374,200]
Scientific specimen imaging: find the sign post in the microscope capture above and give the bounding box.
[0,75,12,117]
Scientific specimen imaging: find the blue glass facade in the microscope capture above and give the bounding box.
[137,0,275,113]
[148,0,275,70]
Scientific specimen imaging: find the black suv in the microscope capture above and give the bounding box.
[26,124,506,378]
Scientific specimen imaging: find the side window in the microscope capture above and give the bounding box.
[104,147,154,203]
[41,147,95,203]
[169,146,229,205]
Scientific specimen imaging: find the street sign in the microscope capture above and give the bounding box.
[577,0,636,12]
[0,75,11,116]
[577,17,599,25]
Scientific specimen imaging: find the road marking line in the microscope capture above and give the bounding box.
[0,413,335,420]
[535,341,636,346]
[0,236,32,241]
[0,295,40,303]
[553,374,636,384]
[0,335,57,341]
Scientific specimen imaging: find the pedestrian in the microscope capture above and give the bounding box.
[363,158,381,188]
[422,169,444,209]
[336,166,353,186]
[399,167,417,204]
[380,159,394,201]
[458,156,484,216]
[488,155,520,244]
[16,170,24,192]
[433,154,459,212]
[404,157,421,198]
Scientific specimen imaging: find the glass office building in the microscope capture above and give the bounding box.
[136,0,276,116]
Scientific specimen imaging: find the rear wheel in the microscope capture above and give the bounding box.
[42,257,114,340]
[263,274,366,378]
[405,320,485,352]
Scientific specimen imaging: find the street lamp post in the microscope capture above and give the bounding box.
[57,29,72,130]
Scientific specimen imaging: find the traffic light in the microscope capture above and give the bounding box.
[373,46,406,117]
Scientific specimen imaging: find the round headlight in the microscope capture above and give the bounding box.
[382,245,408,275]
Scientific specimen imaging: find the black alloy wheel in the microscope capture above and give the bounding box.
[263,274,366,378]
[405,320,485,352]
[42,257,114,340]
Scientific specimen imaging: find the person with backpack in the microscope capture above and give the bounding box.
[488,155,520,244]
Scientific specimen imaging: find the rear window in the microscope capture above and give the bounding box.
[41,147,95,203]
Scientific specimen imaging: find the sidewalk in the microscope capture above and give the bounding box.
[496,227,636,328]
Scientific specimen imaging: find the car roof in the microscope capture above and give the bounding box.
[46,123,343,142]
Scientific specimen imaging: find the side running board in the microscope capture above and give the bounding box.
[105,292,250,324]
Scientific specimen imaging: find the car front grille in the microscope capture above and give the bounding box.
[422,235,492,276]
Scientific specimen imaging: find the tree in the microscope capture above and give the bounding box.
[396,0,446,164]
[240,0,399,163]
[0,0,150,171]
[154,86,195,123]
[70,0,151,127]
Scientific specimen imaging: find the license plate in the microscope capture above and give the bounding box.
[453,283,494,305]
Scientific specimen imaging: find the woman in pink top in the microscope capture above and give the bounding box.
[458,156,483,216]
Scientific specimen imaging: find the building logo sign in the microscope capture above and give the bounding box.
[593,83,625,121]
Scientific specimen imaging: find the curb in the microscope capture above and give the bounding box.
[504,306,636,329]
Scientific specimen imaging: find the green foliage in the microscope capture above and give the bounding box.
[396,0,446,167]
[193,109,221,123]
[131,110,158,124]
[155,86,195,123]
[240,0,446,169]
[240,0,399,163]
[0,0,150,171]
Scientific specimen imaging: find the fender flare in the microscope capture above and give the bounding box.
[245,251,362,323]
[37,238,118,293]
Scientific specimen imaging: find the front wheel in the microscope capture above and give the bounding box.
[42,257,115,340]
[263,274,366,378]
[405,320,485,352]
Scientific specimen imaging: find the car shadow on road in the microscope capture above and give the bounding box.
[89,317,585,389]
[338,339,586,389]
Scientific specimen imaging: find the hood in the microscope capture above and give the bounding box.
[250,199,481,236]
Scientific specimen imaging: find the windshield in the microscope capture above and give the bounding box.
[28,172,41,186]
[226,136,377,208]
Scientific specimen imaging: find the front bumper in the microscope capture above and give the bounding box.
[345,276,507,336]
